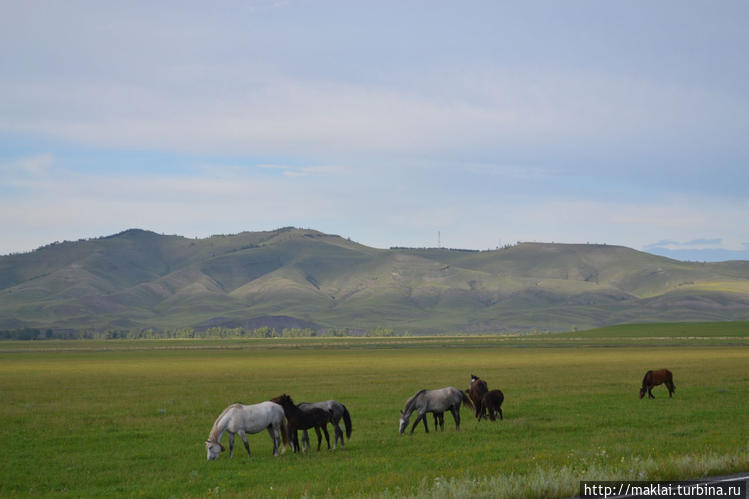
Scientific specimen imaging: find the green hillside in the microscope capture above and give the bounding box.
[2,228,749,334]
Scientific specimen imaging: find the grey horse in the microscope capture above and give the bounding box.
[398,387,473,434]
[298,400,352,449]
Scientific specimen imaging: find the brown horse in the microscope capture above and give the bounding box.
[467,374,489,419]
[640,369,675,399]
[478,389,504,421]
[271,394,333,452]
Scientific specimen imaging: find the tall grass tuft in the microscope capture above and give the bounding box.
[388,448,749,499]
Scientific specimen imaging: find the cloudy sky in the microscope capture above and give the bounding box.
[2,1,748,260]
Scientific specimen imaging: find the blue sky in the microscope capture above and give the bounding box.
[2,1,748,260]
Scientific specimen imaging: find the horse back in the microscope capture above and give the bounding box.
[651,369,672,384]
[481,389,503,406]
[643,369,673,389]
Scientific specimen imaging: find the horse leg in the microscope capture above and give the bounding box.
[451,406,461,431]
[648,385,655,399]
[292,429,300,453]
[421,413,430,433]
[267,426,280,456]
[321,425,331,450]
[301,429,310,452]
[432,413,444,431]
[498,406,503,420]
[314,426,323,451]
[333,422,343,449]
[410,413,426,434]
[667,381,674,397]
[228,433,235,458]
[239,430,251,458]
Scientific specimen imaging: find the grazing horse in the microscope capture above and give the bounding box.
[272,394,333,452]
[478,389,504,421]
[299,400,352,449]
[204,401,287,460]
[399,387,473,434]
[640,369,675,399]
[467,374,489,419]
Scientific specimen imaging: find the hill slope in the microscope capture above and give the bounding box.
[2,228,749,333]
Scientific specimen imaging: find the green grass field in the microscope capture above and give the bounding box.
[1,326,747,497]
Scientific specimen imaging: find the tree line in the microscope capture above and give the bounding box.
[0,326,406,341]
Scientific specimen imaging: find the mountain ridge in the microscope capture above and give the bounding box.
[2,227,749,334]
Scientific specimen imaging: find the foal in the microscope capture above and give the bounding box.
[272,394,333,452]
[478,389,504,421]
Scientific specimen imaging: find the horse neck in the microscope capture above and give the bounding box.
[208,406,234,442]
[403,391,425,417]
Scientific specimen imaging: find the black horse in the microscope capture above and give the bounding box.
[271,394,333,452]
[478,389,504,421]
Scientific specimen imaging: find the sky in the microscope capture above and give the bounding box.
[2,1,748,260]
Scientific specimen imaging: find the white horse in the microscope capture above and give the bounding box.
[205,401,287,460]
[399,387,473,434]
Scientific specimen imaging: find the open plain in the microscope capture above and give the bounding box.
[1,323,747,497]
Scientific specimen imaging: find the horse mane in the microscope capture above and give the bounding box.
[460,389,475,409]
[403,389,427,413]
[641,370,652,389]
[208,403,241,442]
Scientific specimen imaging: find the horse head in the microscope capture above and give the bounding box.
[205,440,224,460]
[281,394,295,407]
[398,410,410,434]
[639,387,646,399]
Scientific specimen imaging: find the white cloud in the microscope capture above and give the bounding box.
[0,154,54,177]
[2,63,741,162]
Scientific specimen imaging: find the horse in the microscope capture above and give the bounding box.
[398,387,474,434]
[298,400,352,449]
[467,374,489,419]
[640,369,675,399]
[204,401,287,460]
[271,394,333,452]
[478,389,504,421]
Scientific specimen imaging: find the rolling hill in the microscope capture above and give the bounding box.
[2,227,749,334]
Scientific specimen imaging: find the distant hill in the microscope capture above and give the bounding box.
[2,227,749,334]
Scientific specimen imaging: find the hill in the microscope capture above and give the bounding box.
[2,227,749,334]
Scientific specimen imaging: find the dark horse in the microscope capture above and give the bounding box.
[298,400,352,450]
[467,374,489,419]
[271,394,333,452]
[640,369,675,399]
[478,389,504,421]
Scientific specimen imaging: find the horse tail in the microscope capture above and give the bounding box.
[461,390,474,410]
[280,417,288,448]
[342,405,352,439]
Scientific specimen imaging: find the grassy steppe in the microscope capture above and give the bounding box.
[0,330,747,497]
